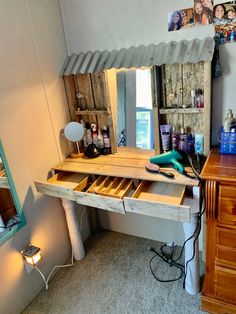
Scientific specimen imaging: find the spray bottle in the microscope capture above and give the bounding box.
[179,128,188,153]
[223,109,236,132]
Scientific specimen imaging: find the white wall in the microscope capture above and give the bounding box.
[212,42,236,145]
[60,0,236,246]
[60,0,215,53]
[0,1,88,313]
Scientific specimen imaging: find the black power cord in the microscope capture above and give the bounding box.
[149,245,184,283]
[149,153,206,288]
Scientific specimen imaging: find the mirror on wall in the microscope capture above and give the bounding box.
[116,68,154,150]
[0,140,26,245]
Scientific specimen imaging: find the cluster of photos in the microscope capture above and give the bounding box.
[168,1,236,45]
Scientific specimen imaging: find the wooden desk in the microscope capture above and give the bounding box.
[35,148,201,294]
[201,149,236,313]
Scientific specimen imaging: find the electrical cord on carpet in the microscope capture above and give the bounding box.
[34,206,86,290]
[35,249,74,290]
[149,153,206,287]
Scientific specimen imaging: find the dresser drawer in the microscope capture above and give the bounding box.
[217,227,236,248]
[35,172,89,201]
[218,184,236,225]
[124,181,190,221]
[215,266,236,304]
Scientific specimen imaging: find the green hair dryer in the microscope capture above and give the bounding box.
[150,150,186,174]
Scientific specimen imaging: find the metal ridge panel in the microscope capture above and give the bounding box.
[61,37,215,75]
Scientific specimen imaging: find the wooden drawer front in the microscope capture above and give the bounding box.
[74,176,133,214]
[216,227,236,268]
[215,266,236,304]
[74,191,125,213]
[216,246,236,269]
[35,172,89,201]
[124,181,190,222]
[218,185,236,225]
[217,227,236,248]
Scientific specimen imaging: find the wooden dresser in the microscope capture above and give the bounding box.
[201,149,236,314]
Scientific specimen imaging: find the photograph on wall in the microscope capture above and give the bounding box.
[168,8,194,31]
[193,0,213,25]
[213,2,236,45]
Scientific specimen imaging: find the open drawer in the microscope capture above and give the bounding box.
[35,172,190,220]
[74,176,133,214]
[35,172,89,201]
[124,181,190,222]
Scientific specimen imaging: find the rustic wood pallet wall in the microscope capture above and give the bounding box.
[63,71,116,154]
[158,61,211,156]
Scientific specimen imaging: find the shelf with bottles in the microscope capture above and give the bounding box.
[81,121,112,157]
[159,124,204,157]
[155,61,211,156]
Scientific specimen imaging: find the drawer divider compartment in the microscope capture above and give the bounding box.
[124,181,190,221]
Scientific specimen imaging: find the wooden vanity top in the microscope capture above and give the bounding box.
[52,148,199,186]
[201,148,236,182]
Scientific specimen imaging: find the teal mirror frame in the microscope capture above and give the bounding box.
[0,140,26,245]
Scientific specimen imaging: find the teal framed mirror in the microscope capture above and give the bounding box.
[0,140,26,245]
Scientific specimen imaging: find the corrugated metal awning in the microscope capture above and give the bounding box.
[61,37,215,76]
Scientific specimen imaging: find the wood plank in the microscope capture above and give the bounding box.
[35,180,77,201]
[75,110,108,115]
[52,161,198,186]
[202,294,236,314]
[159,108,204,114]
[124,197,190,221]
[74,190,125,213]
[203,61,211,156]
[91,71,110,131]
[63,76,78,121]
[151,66,160,154]
[91,72,107,110]
[163,64,183,107]
[76,73,95,110]
[105,70,117,153]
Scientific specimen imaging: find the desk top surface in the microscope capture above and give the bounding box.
[53,148,199,186]
[201,149,236,182]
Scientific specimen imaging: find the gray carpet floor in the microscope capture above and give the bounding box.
[23,230,207,314]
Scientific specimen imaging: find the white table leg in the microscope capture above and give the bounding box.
[183,212,200,295]
[61,199,85,260]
